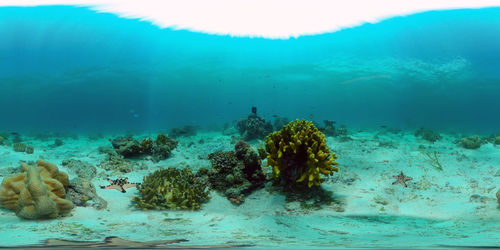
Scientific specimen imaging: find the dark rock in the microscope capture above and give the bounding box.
[461,135,482,149]
[415,127,442,143]
[98,151,135,173]
[236,114,273,141]
[67,178,107,210]
[111,134,178,162]
[469,194,491,203]
[169,126,197,138]
[25,145,34,154]
[52,139,64,147]
[111,136,144,157]
[61,159,97,180]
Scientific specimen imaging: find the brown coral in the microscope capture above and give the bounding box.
[0,160,73,219]
[497,188,500,205]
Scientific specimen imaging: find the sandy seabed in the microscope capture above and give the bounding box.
[0,129,499,248]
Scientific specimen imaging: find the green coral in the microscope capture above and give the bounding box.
[461,135,482,149]
[494,135,500,145]
[111,133,178,162]
[13,143,26,152]
[265,119,339,189]
[414,127,442,143]
[133,168,210,210]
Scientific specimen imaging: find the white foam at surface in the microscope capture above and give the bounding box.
[1,0,500,38]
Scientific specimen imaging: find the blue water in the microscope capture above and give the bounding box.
[1,6,500,133]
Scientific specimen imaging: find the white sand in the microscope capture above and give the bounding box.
[0,129,499,248]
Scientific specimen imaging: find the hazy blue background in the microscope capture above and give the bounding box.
[0,6,499,133]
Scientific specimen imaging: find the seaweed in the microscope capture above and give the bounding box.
[421,151,443,171]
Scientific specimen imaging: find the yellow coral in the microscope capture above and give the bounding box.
[265,119,338,188]
[0,160,73,219]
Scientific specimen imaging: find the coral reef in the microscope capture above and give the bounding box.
[111,134,178,162]
[460,135,482,149]
[495,136,500,145]
[0,160,73,219]
[236,109,273,141]
[97,150,136,173]
[497,188,500,205]
[133,168,210,210]
[208,140,266,204]
[320,120,336,137]
[61,159,97,180]
[169,125,197,138]
[414,127,442,143]
[13,143,26,152]
[67,178,107,210]
[12,143,34,154]
[111,136,145,158]
[265,119,339,189]
[150,134,179,162]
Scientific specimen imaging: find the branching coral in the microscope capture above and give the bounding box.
[150,133,178,162]
[133,168,210,210]
[207,140,266,204]
[265,119,339,189]
[0,160,73,219]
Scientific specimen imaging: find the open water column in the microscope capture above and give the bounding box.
[0,1,499,249]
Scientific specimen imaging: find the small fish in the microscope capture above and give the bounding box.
[309,114,314,119]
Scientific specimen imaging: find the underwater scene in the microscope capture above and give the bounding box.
[0,4,500,249]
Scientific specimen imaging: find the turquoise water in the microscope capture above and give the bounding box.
[0,5,499,249]
[1,6,500,133]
